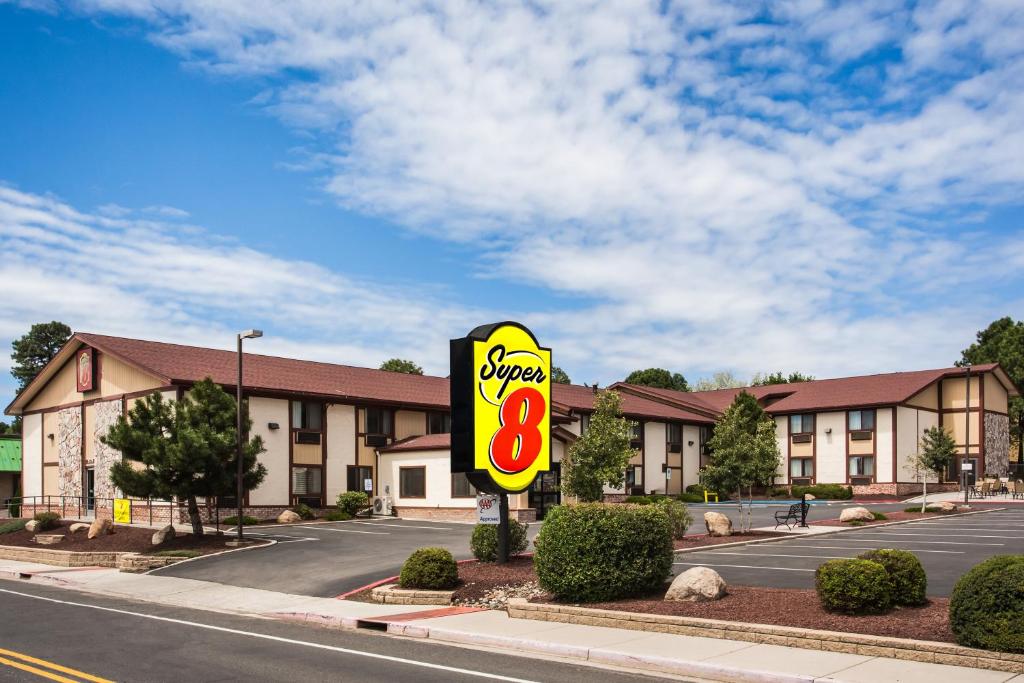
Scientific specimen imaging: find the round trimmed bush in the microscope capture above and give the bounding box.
[815,559,893,614]
[291,503,316,520]
[653,497,692,540]
[470,520,529,562]
[337,491,369,516]
[950,555,1024,652]
[857,549,926,606]
[533,503,673,602]
[32,511,61,531]
[399,547,459,590]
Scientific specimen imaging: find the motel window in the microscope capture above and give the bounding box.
[626,465,641,492]
[700,425,713,457]
[451,473,476,498]
[848,410,875,431]
[629,421,642,443]
[292,466,322,499]
[428,412,451,435]
[849,456,875,477]
[365,407,393,436]
[579,413,591,435]
[400,467,426,498]
[291,401,322,431]
[347,465,372,494]
[667,423,682,453]
[790,458,814,478]
[789,414,814,435]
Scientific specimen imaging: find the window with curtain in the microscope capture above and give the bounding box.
[848,410,875,431]
[400,467,426,498]
[789,414,814,434]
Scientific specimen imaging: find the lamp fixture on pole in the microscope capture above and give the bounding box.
[236,329,262,544]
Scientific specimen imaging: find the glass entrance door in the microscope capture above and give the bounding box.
[86,468,95,512]
[529,463,560,520]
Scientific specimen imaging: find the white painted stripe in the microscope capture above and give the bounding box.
[0,588,536,683]
[349,521,453,531]
[784,545,964,554]
[673,562,814,572]
[298,526,389,535]
[834,537,1004,546]
[691,551,854,560]
[860,531,1019,539]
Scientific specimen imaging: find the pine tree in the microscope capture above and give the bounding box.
[102,378,267,535]
[561,390,634,502]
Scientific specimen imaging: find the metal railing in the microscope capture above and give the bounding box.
[2,494,199,527]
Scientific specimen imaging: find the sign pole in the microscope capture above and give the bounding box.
[497,492,510,564]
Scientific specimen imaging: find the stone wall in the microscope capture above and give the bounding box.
[394,506,536,523]
[92,399,123,500]
[57,407,83,497]
[985,412,1010,477]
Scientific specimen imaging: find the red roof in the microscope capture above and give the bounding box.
[380,433,451,453]
[552,382,715,424]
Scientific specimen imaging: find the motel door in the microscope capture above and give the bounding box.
[86,468,95,512]
[529,463,560,520]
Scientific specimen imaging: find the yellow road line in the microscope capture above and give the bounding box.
[0,648,114,683]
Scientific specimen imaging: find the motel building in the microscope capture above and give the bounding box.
[3,332,1018,522]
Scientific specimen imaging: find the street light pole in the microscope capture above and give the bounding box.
[964,364,971,505]
[236,329,262,543]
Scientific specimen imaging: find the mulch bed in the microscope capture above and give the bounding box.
[0,520,264,556]
[536,586,954,643]
[675,531,786,549]
[814,511,941,527]
[454,556,536,603]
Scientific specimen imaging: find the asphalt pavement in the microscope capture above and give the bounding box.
[674,507,1024,596]
[0,580,662,683]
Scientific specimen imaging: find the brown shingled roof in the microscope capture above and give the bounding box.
[380,433,451,453]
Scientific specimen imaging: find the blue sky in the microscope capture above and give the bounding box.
[1,0,1022,413]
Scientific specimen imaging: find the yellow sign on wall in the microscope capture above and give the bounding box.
[113,498,132,524]
[451,322,552,493]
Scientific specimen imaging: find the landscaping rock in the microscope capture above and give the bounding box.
[804,494,816,501]
[936,501,957,513]
[839,506,874,523]
[665,566,727,602]
[704,511,732,537]
[69,523,91,534]
[88,518,112,539]
[277,510,301,524]
[34,534,64,545]
[25,520,40,533]
[151,524,176,546]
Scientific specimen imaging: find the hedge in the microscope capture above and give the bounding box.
[791,484,853,500]
[337,491,369,516]
[324,510,352,522]
[815,558,892,614]
[534,503,673,602]
[290,503,316,520]
[950,555,1024,652]
[222,515,260,526]
[858,549,926,606]
[470,520,529,561]
[399,547,459,590]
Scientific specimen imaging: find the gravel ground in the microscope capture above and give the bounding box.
[0,520,265,555]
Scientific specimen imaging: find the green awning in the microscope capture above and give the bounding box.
[0,438,21,472]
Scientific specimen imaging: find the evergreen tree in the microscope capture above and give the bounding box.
[551,366,571,384]
[102,378,267,535]
[379,358,424,374]
[11,321,72,390]
[751,371,814,386]
[959,317,1024,464]
[623,368,689,392]
[561,390,634,502]
[910,425,957,512]
[701,391,781,532]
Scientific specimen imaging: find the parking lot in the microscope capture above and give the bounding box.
[154,518,494,597]
[675,507,1024,596]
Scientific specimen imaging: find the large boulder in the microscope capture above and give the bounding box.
[88,518,112,539]
[69,522,91,535]
[277,510,301,524]
[25,520,40,533]
[665,566,727,602]
[804,494,816,501]
[704,511,733,537]
[839,506,874,523]
[151,524,176,546]
[936,501,957,513]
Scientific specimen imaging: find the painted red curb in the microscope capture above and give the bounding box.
[360,606,485,623]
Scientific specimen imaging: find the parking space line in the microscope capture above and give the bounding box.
[830,536,1004,545]
[348,521,453,531]
[298,526,389,535]
[858,531,1019,539]
[674,562,814,572]
[690,551,855,560]
[784,544,964,554]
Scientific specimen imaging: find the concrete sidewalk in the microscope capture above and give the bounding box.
[1,558,1019,683]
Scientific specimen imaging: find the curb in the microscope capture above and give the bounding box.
[675,507,1004,554]
[145,537,276,575]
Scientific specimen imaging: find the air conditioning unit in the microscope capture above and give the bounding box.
[365,434,388,447]
[372,496,393,516]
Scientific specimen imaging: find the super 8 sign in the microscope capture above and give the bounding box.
[450,322,552,494]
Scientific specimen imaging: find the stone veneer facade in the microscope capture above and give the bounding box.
[985,412,1010,477]
[57,407,83,497]
[92,399,124,500]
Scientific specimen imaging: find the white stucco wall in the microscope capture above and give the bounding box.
[378,449,475,509]
[775,416,789,484]
[248,397,290,505]
[896,406,939,482]
[876,407,894,483]
[643,422,667,494]
[682,424,701,490]
[22,413,42,497]
[326,404,356,504]
[816,412,847,484]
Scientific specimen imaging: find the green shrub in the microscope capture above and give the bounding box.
[152,549,200,558]
[858,549,926,606]
[624,495,653,505]
[222,515,260,526]
[684,484,706,494]
[792,484,853,500]
[324,510,352,522]
[337,491,369,516]
[653,497,692,540]
[676,493,706,503]
[534,503,673,602]
[291,503,316,520]
[904,505,951,514]
[0,519,27,535]
[399,547,459,590]
[872,512,888,521]
[815,559,893,614]
[848,520,865,526]
[470,520,529,561]
[950,556,1024,652]
[32,511,60,531]
[6,490,20,517]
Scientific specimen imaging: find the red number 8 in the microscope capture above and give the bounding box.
[489,387,546,474]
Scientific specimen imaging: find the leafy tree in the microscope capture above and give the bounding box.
[11,321,72,390]
[379,358,423,375]
[623,368,689,392]
[561,390,634,502]
[959,317,1024,464]
[910,426,957,513]
[0,422,9,435]
[551,365,571,384]
[692,371,745,392]
[102,378,267,535]
[701,391,781,532]
[751,371,815,386]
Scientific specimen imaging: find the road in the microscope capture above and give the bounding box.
[0,580,668,683]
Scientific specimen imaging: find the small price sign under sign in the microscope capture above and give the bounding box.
[113,498,132,524]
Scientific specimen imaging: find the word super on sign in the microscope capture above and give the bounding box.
[450,322,552,493]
